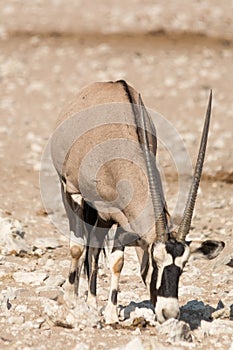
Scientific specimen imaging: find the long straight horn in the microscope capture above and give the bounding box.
[137,95,168,242]
[177,91,212,241]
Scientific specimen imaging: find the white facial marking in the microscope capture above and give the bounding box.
[153,243,173,290]
[175,246,190,269]
[156,296,180,323]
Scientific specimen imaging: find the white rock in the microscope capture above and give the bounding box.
[0,287,21,313]
[0,269,8,279]
[158,318,192,343]
[34,237,61,250]
[44,274,65,287]
[44,258,56,270]
[15,304,29,313]
[36,286,63,300]
[112,337,144,350]
[201,319,233,335]
[20,320,35,330]
[72,343,90,350]
[179,285,204,296]
[214,253,233,268]
[131,327,141,335]
[40,298,59,317]
[45,301,100,329]
[0,217,29,255]
[13,271,48,286]
[8,316,25,324]
[119,300,156,326]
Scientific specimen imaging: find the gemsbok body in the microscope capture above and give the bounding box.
[51,80,224,324]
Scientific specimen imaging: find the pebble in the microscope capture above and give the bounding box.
[119,300,156,326]
[158,318,192,343]
[72,343,90,350]
[13,271,48,285]
[15,304,29,313]
[44,274,66,287]
[8,315,25,325]
[179,285,204,296]
[34,237,61,250]
[201,319,233,336]
[112,338,144,350]
[131,327,141,335]
[36,286,62,300]
[214,253,233,269]
[0,217,29,255]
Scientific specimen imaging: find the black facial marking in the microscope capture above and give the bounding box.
[141,250,150,285]
[196,240,225,259]
[69,271,76,284]
[111,289,118,305]
[150,260,158,306]
[165,239,185,259]
[157,264,181,298]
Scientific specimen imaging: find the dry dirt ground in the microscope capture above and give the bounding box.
[0,2,233,349]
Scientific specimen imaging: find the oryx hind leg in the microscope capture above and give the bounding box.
[86,246,101,309]
[85,216,107,310]
[61,186,86,306]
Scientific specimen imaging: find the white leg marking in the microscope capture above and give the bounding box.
[104,250,124,324]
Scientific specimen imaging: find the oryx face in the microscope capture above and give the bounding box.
[151,238,190,323]
[151,237,224,323]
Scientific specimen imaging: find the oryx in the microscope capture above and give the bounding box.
[51,80,224,324]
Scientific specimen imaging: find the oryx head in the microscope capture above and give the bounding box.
[138,92,225,323]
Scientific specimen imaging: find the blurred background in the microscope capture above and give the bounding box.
[0,0,232,222]
[0,3,232,349]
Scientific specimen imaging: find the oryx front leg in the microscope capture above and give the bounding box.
[104,248,124,324]
[63,234,86,308]
[69,239,86,295]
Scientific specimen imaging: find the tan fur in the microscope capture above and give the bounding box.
[70,245,83,259]
[51,81,162,240]
[112,257,124,275]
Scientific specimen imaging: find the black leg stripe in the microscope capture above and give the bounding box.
[69,271,76,284]
[89,272,97,296]
[111,289,118,305]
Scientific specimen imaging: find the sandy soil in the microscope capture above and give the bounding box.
[0,1,232,349]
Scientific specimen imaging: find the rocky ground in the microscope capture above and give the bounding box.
[0,1,233,349]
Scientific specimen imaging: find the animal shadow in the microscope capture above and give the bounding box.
[180,299,218,330]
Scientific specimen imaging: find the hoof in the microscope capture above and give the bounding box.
[104,305,119,324]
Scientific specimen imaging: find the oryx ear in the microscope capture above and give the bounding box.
[188,240,225,260]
